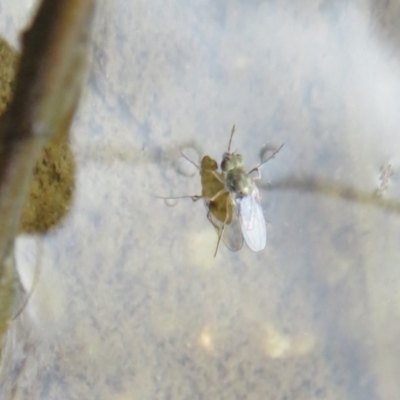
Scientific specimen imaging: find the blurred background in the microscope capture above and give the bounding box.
[0,0,400,399]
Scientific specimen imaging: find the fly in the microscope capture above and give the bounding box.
[217,125,283,252]
[159,126,283,254]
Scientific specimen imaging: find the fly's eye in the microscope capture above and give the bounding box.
[221,156,233,172]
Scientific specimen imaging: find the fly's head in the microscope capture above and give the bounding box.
[221,152,243,172]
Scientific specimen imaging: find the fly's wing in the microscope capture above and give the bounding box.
[235,187,267,252]
[204,199,244,252]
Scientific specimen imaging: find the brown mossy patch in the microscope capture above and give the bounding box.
[0,38,18,116]
[20,131,75,233]
[0,36,75,234]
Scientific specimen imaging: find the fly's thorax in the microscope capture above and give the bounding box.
[221,152,243,172]
[225,167,253,196]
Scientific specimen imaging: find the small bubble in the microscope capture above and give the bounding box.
[176,147,199,177]
[164,198,179,207]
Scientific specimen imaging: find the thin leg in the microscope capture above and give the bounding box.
[211,170,225,184]
[206,210,224,257]
[213,223,225,257]
[248,143,284,176]
[209,193,233,257]
[209,188,227,202]
[214,194,235,256]
[252,169,261,181]
[180,150,200,169]
[156,194,203,202]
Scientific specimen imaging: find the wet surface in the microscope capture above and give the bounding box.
[1,0,400,399]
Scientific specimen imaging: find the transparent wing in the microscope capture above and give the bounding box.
[235,186,267,252]
[204,198,244,252]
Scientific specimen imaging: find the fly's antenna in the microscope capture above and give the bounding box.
[227,124,235,153]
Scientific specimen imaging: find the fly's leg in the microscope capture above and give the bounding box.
[248,143,284,176]
[252,168,261,181]
[190,195,203,202]
[156,194,203,203]
[209,188,227,202]
[207,194,233,257]
[213,194,234,257]
[180,150,200,170]
[213,222,225,257]
[157,150,202,202]
[206,210,224,257]
[211,170,225,184]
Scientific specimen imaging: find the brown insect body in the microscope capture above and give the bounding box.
[198,155,243,253]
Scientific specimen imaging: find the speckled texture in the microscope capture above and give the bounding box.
[20,131,75,234]
[1,1,400,399]
[0,37,17,116]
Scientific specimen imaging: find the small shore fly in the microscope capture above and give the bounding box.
[218,125,283,252]
[159,154,243,257]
